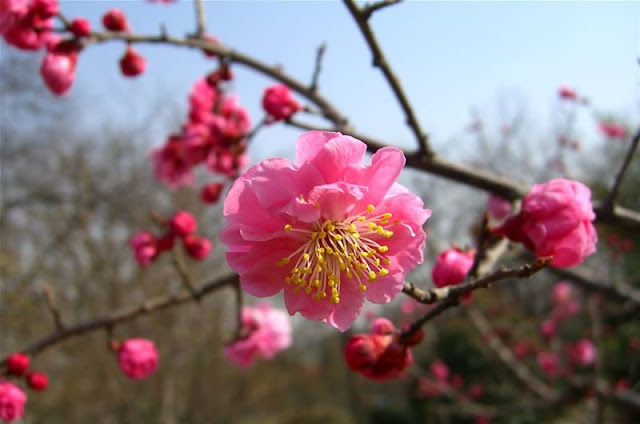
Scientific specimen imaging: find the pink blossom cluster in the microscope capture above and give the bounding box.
[262,83,302,123]
[344,318,417,381]
[0,0,58,50]
[0,352,51,422]
[494,179,597,268]
[129,210,211,267]
[5,353,49,391]
[224,303,292,368]
[152,74,250,189]
[117,338,159,380]
[0,381,26,423]
[417,360,485,401]
[221,131,430,331]
[431,248,475,300]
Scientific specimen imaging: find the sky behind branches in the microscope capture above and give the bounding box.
[45,1,640,160]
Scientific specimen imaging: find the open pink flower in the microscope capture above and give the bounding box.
[0,381,27,422]
[117,338,159,380]
[494,179,597,268]
[224,303,292,368]
[221,131,430,331]
[262,83,302,123]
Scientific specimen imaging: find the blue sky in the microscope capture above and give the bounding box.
[36,1,640,159]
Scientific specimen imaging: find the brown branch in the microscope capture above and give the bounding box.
[588,295,605,423]
[343,0,434,157]
[192,0,207,37]
[361,0,403,19]
[466,305,555,400]
[233,280,244,341]
[600,126,640,212]
[0,274,238,365]
[309,43,327,92]
[42,283,65,332]
[171,250,200,301]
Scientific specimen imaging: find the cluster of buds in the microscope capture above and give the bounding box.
[344,318,420,382]
[129,210,211,267]
[152,71,250,189]
[1,353,49,422]
[261,84,302,123]
[417,360,485,401]
[113,338,159,380]
[431,248,475,300]
[101,9,146,78]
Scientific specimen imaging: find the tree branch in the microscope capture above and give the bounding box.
[600,126,640,212]
[361,0,403,19]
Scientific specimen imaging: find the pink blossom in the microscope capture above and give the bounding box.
[537,351,561,378]
[68,17,90,37]
[182,235,211,260]
[169,210,197,237]
[487,195,512,221]
[40,50,77,96]
[117,338,159,380]
[568,339,596,366]
[430,360,450,382]
[540,319,556,339]
[262,83,302,123]
[26,372,48,391]
[5,353,29,376]
[558,86,578,101]
[200,182,224,204]
[494,179,597,268]
[151,134,194,188]
[221,131,430,331]
[432,248,474,289]
[467,383,485,399]
[513,341,531,359]
[344,319,412,381]
[1,0,56,50]
[0,381,26,422]
[188,78,218,125]
[102,8,129,32]
[400,299,418,315]
[129,231,158,267]
[551,281,572,304]
[119,46,146,77]
[599,122,627,140]
[450,374,464,390]
[224,303,292,368]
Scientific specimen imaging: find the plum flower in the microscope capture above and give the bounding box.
[0,381,26,422]
[262,83,302,123]
[224,303,292,368]
[221,131,430,331]
[117,338,159,380]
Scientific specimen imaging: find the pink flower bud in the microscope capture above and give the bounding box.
[40,50,77,96]
[119,46,146,77]
[487,195,512,221]
[32,0,58,19]
[155,234,175,253]
[430,360,450,382]
[102,9,129,32]
[599,122,627,140]
[371,318,395,335]
[0,381,27,422]
[513,341,531,359]
[552,281,572,304]
[558,86,578,101]
[6,353,29,376]
[432,249,474,299]
[182,235,211,260]
[494,179,597,268]
[400,323,424,347]
[117,338,159,380]
[26,372,48,391]
[541,319,557,339]
[537,351,561,378]
[69,17,91,37]
[262,83,301,122]
[169,211,197,237]
[129,231,158,267]
[568,339,596,366]
[200,182,224,204]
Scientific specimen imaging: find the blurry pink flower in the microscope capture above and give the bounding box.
[568,339,596,366]
[224,303,292,368]
[537,351,561,378]
[400,299,418,315]
[262,83,302,123]
[599,122,627,140]
[119,46,146,77]
[5,353,29,376]
[129,231,158,267]
[558,86,578,101]
[0,381,26,422]
[494,179,597,268]
[188,78,218,125]
[26,371,48,391]
[371,317,395,335]
[40,50,77,96]
[432,248,474,289]
[430,360,450,382]
[450,374,464,390]
[117,338,159,380]
[555,298,580,320]
[169,210,197,237]
[182,235,211,260]
[200,182,224,204]
[467,383,485,399]
[69,17,90,37]
[102,8,129,32]
[513,341,531,359]
[151,134,194,188]
[344,319,412,381]
[221,131,430,331]
[1,0,56,50]
[487,195,512,221]
[551,281,572,305]
[540,319,556,339]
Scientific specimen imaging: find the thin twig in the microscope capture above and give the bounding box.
[192,0,207,37]
[171,250,201,301]
[468,212,491,279]
[588,295,605,423]
[600,126,640,212]
[551,266,640,308]
[343,0,434,157]
[0,274,238,364]
[233,280,244,341]
[309,43,327,92]
[42,283,65,332]
[361,0,403,19]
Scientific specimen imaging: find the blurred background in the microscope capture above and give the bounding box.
[1,1,639,423]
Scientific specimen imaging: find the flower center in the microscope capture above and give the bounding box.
[277,205,396,304]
